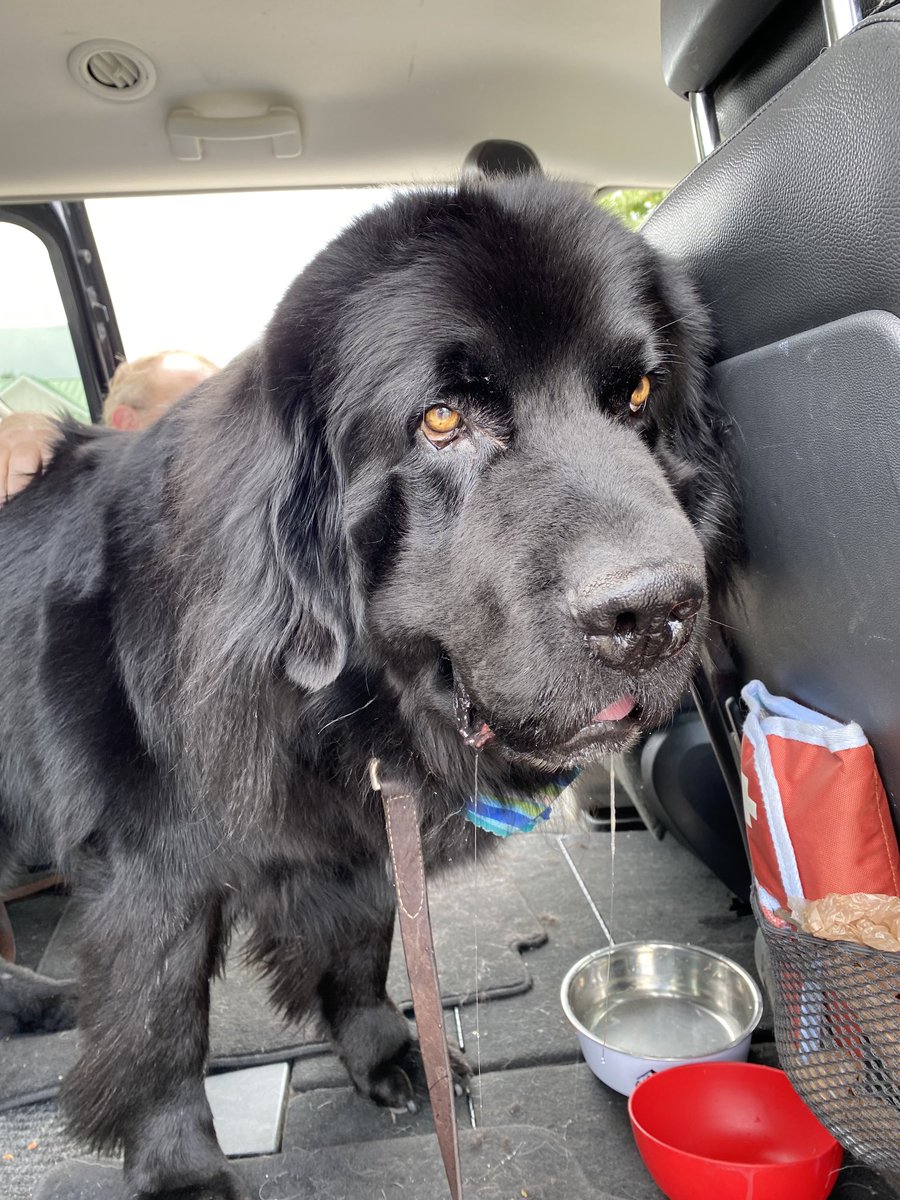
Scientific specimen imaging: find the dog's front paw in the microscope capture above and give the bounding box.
[126,1166,249,1200]
[123,1098,251,1200]
[331,999,471,1111]
[367,1042,419,1111]
[367,1038,472,1111]
[126,1157,250,1200]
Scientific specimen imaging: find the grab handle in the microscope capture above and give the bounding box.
[167,105,302,161]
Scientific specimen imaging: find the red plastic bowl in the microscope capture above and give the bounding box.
[628,1062,843,1200]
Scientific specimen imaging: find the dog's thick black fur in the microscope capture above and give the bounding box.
[0,177,738,1199]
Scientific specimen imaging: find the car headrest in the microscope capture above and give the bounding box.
[463,140,542,177]
[661,0,784,94]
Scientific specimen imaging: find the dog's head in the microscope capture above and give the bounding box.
[264,178,738,774]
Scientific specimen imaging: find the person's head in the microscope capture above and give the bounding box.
[103,351,219,430]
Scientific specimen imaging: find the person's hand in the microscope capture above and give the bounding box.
[0,411,59,504]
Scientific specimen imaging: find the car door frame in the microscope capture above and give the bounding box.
[0,200,125,422]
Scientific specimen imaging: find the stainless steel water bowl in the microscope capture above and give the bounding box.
[561,941,763,1095]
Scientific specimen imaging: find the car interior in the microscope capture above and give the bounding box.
[1,2,898,1198]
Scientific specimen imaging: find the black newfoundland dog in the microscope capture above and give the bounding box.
[0,177,737,1199]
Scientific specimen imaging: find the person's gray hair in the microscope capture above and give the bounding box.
[102,351,219,424]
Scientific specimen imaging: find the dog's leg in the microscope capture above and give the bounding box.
[60,874,248,1200]
[253,864,469,1111]
[0,959,78,1035]
[317,886,472,1110]
[317,897,423,1109]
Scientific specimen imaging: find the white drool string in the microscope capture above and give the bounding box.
[609,760,616,939]
[600,760,616,1063]
[472,750,483,1127]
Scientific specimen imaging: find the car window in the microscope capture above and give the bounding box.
[85,188,394,367]
[0,222,90,422]
[597,187,668,231]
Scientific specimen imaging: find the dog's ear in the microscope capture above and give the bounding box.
[259,228,402,691]
[261,325,353,694]
[283,627,347,692]
[170,345,352,702]
[276,439,350,693]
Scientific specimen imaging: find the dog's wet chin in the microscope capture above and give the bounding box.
[449,666,649,771]
[493,713,645,771]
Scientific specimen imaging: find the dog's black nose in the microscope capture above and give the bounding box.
[568,565,704,671]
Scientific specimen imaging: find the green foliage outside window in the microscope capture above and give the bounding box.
[596,188,668,231]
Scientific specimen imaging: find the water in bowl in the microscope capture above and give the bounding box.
[589,991,742,1059]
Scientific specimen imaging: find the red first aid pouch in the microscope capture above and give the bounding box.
[740,680,900,923]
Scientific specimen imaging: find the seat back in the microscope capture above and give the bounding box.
[644,5,900,824]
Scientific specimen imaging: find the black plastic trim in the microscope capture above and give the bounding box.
[0,201,125,422]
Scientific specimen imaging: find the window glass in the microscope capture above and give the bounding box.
[0,223,89,422]
[86,188,393,369]
[596,187,668,231]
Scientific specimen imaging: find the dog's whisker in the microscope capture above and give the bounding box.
[706,616,743,633]
[648,313,690,335]
[317,694,378,734]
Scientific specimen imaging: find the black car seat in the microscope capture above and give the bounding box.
[643,0,900,836]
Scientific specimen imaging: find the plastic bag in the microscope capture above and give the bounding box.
[789,892,900,952]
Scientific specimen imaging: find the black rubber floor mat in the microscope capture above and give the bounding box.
[453,829,761,1079]
[294,828,761,1092]
[1,853,544,1110]
[8,833,898,1200]
[32,1125,605,1200]
[285,1062,899,1200]
[287,1060,663,1198]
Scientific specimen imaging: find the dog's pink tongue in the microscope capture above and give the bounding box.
[592,695,637,723]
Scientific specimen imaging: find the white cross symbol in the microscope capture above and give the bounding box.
[741,771,757,826]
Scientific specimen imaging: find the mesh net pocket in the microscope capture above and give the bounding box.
[755,897,900,1174]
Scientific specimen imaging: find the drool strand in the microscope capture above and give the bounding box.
[600,760,616,1064]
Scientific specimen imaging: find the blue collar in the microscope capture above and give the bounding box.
[464,770,579,837]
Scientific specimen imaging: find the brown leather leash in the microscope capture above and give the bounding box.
[370,759,463,1200]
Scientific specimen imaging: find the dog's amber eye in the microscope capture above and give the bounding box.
[422,405,462,443]
[629,375,651,414]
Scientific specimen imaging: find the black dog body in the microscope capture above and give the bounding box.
[0,178,736,1199]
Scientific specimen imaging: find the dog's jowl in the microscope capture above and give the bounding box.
[0,177,738,1200]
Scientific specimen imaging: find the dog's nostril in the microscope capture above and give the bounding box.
[614,611,637,637]
[667,613,695,656]
[670,597,702,623]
